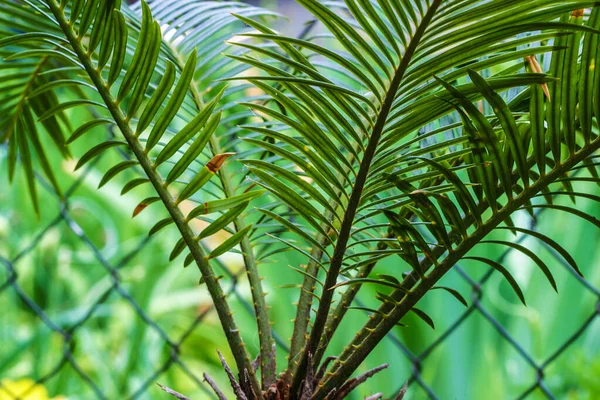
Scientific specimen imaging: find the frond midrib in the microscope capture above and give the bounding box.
[160,36,277,389]
[318,133,600,396]
[289,0,445,395]
[43,0,261,393]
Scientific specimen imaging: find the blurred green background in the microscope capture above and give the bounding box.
[2,112,600,399]
[2,1,600,399]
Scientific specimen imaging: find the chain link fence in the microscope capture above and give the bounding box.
[2,9,600,397]
[2,137,600,400]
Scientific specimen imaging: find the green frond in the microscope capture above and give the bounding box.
[6,0,600,395]
[225,1,600,394]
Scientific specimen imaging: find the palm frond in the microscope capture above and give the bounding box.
[0,0,277,394]
[229,0,600,395]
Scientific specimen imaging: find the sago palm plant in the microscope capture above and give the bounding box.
[2,0,600,398]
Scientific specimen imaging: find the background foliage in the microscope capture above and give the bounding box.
[1,0,600,399]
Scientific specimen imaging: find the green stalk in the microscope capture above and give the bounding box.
[169,46,277,388]
[45,1,260,394]
[316,136,600,397]
[286,137,366,384]
[289,1,444,395]
[286,244,326,378]
[212,137,277,389]
[312,159,465,364]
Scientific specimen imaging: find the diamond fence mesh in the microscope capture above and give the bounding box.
[2,13,600,399]
[2,138,600,400]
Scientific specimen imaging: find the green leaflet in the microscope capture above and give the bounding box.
[383,210,425,276]
[241,132,345,203]
[37,100,106,122]
[481,240,557,292]
[165,110,222,185]
[16,119,38,215]
[155,90,224,168]
[257,208,330,256]
[377,274,400,286]
[464,256,526,305]
[410,308,435,329]
[562,11,584,155]
[331,278,408,292]
[227,44,367,145]
[247,167,337,240]
[75,141,127,170]
[432,193,468,241]
[184,253,194,268]
[529,79,546,176]
[524,204,600,231]
[116,0,152,101]
[22,107,62,197]
[27,79,95,99]
[148,217,174,237]
[78,0,98,37]
[468,70,529,188]
[145,48,197,152]
[411,156,481,226]
[98,160,138,188]
[579,8,599,144]
[243,159,341,223]
[169,238,186,261]
[177,152,235,203]
[436,76,511,201]
[88,0,113,55]
[187,191,265,220]
[346,306,384,315]
[127,21,162,119]
[431,286,468,307]
[121,178,149,195]
[385,174,451,248]
[68,118,114,144]
[288,265,324,286]
[0,32,69,48]
[136,61,176,135]
[241,81,356,182]
[108,9,127,87]
[268,235,325,267]
[208,225,253,260]
[96,0,117,69]
[198,201,248,240]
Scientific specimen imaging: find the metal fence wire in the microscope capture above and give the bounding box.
[2,11,600,394]
[2,138,600,400]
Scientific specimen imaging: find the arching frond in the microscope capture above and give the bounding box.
[0,0,279,395]
[230,1,600,396]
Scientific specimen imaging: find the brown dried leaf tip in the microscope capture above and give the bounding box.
[207,152,236,173]
[394,381,409,400]
[571,9,584,18]
[203,373,228,400]
[132,202,148,218]
[217,350,249,400]
[133,197,159,217]
[156,383,190,400]
[524,55,551,102]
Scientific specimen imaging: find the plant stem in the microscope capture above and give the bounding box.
[286,244,325,377]
[170,47,277,388]
[289,1,443,395]
[312,159,465,365]
[45,1,260,394]
[286,154,362,382]
[212,137,277,389]
[316,136,600,397]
